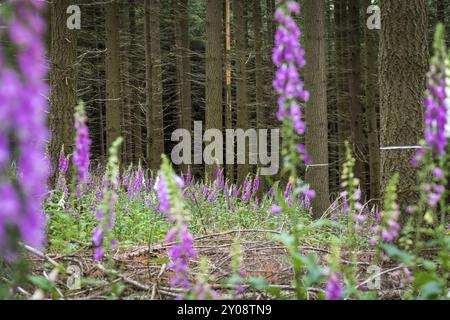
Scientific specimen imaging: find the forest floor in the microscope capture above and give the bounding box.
[19,169,419,300]
[26,230,409,300]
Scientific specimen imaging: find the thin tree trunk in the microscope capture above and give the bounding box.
[145,0,152,168]
[235,0,249,185]
[174,0,192,173]
[129,0,142,163]
[105,0,122,152]
[348,0,366,196]
[180,0,192,139]
[225,0,234,182]
[121,0,131,166]
[148,0,164,170]
[173,0,183,132]
[254,0,264,131]
[304,0,330,217]
[335,0,351,182]
[364,0,381,200]
[254,0,266,191]
[48,0,77,183]
[205,0,223,180]
[379,0,428,215]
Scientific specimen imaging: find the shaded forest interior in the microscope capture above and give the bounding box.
[49,0,447,209]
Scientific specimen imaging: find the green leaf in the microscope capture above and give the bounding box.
[247,277,269,290]
[417,281,444,300]
[301,255,324,286]
[29,276,55,291]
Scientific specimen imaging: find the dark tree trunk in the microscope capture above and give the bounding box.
[105,0,122,152]
[304,0,330,216]
[205,0,223,180]
[379,0,429,216]
[48,0,77,183]
[348,0,366,196]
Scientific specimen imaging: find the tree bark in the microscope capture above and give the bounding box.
[148,0,164,170]
[205,0,223,180]
[254,0,264,130]
[235,0,249,185]
[335,0,351,184]
[225,0,234,182]
[379,0,429,214]
[304,0,330,216]
[348,0,366,196]
[121,0,132,166]
[128,0,142,163]
[364,0,381,200]
[105,0,122,153]
[48,0,77,183]
[174,0,192,173]
[144,0,152,167]
[254,0,266,191]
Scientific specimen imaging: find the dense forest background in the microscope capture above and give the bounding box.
[49,0,447,214]
[1,0,450,301]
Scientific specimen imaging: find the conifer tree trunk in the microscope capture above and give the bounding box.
[128,0,142,163]
[235,0,249,185]
[348,0,366,196]
[49,0,77,182]
[379,0,429,213]
[225,0,234,182]
[149,0,164,170]
[335,0,351,181]
[144,0,152,167]
[364,0,381,200]
[254,0,266,191]
[105,0,122,152]
[205,0,223,180]
[174,0,192,173]
[254,0,264,130]
[180,0,192,138]
[304,0,330,216]
[121,0,131,165]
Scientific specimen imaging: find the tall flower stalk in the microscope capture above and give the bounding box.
[273,0,310,176]
[92,137,123,261]
[411,24,449,230]
[73,101,92,191]
[0,0,49,258]
[158,155,198,298]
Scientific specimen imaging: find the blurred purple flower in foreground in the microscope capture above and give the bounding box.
[326,272,344,300]
[0,0,49,256]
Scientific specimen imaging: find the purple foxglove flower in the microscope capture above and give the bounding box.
[0,1,50,255]
[273,1,311,165]
[252,175,260,196]
[73,103,92,185]
[432,167,445,179]
[242,180,252,203]
[58,150,69,175]
[156,175,170,213]
[166,225,197,291]
[284,182,292,199]
[271,205,282,215]
[326,273,344,300]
